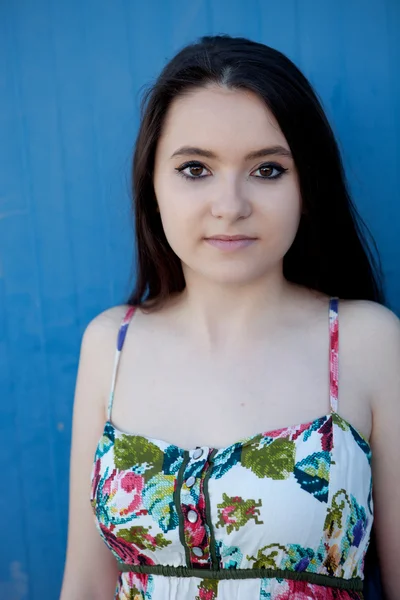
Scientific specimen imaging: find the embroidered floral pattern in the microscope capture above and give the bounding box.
[195,579,219,600]
[216,493,263,533]
[115,571,154,600]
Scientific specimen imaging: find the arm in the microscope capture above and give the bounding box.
[60,308,126,600]
[366,304,400,600]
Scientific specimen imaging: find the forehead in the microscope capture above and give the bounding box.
[157,85,288,158]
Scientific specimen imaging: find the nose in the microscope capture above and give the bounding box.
[210,176,252,221]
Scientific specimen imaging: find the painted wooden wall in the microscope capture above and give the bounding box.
[1,1,398,598]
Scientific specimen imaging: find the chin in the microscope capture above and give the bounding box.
[200,263,268,286]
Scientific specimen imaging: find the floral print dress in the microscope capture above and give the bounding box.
[90,298,373,599]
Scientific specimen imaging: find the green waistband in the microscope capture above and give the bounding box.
[117,564,364,592]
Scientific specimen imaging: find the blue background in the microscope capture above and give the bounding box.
[1,1,398,598]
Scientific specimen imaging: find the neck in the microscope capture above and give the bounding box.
[176,268,300,350]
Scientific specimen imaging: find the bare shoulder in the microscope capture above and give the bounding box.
[78,304,133,406]
[84,304,131,339]
[338,299,400,358]
[339,298,400,409]
[339,298,399,334]
[82,304,131,353]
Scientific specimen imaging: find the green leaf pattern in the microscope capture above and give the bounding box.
[114,435,165,481]
[241,438,296,479]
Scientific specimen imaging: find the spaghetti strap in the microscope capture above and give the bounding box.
[107,306,137,422]
[329,297,339,414]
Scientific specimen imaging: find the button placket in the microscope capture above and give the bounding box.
[180,447,211,566]
[184,448,208,486]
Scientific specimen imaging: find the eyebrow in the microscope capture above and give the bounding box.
[170,145,293,160]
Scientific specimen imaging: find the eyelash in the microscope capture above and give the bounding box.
[175,161,288,182]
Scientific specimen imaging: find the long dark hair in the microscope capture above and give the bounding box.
[127,35,384,309]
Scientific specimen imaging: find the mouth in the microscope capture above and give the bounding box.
[206,235,256,241]
[204,235,257,251]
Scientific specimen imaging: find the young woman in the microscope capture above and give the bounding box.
[60,35,399,600]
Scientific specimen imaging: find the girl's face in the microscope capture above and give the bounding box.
[153,85,302,286]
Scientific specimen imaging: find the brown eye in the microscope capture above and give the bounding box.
[259,166,273,178]
[188,165,204,177]
[176,161,210,180]
[251,163,286,180]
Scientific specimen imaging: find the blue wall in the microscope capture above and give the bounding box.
[1,1,398,598]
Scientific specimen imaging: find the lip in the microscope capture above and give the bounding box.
[204,235,257,251]
[206,235,256,241]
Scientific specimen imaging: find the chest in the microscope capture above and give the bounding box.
[91,413,373,579]
[108,330,369,450]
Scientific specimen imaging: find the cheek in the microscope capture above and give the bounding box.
[275,195,301,233]
[157,192,202,254]
[256,184,301,239]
